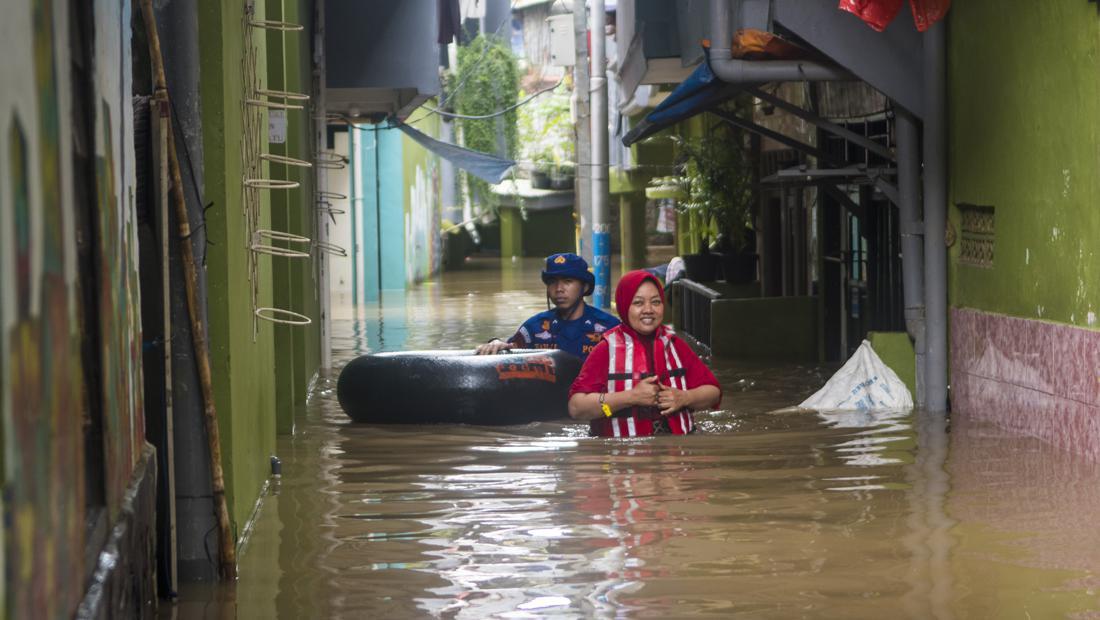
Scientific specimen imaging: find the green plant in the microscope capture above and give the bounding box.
[451,34,520,212]
[550,161,574,181]
[517,82,573,179]
[674,103,754,251]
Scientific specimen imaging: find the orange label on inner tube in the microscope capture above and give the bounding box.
[496,356,556,383]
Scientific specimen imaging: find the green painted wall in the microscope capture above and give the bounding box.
[400,111,443,283]
[198,0,278,538]
[867,331,916,399]
[619,192,647,271]
[948,1,1100,327]
[266,0,321,435]
[289,0,322,410]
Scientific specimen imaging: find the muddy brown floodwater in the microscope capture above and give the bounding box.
[166,258,1100,619]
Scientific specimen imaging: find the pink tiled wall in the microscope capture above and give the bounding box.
[951,308,1100,460]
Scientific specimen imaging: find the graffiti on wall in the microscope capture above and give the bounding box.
[0,0,85,615]
[0,0,144,616]
[95,97,145,516]
[406,161,442,284]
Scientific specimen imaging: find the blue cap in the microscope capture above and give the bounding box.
[541,252,595,296]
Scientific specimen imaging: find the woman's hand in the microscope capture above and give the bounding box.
[628,376,662,407]
[656,385,691,415]
[657,383,721,415]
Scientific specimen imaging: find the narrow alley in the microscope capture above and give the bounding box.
[2,0,1099,618]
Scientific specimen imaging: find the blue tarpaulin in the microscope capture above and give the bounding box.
[393,121,516,184]
[621,59,740,146]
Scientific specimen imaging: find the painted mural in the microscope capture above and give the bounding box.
[0,0,144,616]
[402,116,443,286]
[1,1,85,616]
[93,0,145,515]
[405,160,442,284]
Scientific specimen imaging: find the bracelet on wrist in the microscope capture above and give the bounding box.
[599,393,612,418]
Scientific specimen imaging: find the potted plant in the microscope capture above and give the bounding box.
[674,107,756,283]
[531,153,553,189]
[518,82,573,192]
[550,161,575,190]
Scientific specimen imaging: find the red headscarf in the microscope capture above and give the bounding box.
[614,270,665,328]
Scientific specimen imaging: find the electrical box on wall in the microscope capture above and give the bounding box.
[547,14,575,66]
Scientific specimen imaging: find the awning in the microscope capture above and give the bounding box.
[621,59,740,147]
[393,121,516,184]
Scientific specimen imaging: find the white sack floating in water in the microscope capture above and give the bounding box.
[797,340,914,411]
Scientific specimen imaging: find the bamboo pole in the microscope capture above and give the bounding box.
[139,0,237,581]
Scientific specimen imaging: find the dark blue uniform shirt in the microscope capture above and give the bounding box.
[508,304,620,359]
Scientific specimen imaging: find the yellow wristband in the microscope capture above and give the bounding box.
[599,393,613,418]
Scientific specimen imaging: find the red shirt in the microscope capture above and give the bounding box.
[568,335,723,409]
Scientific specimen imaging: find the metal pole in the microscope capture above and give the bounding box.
[896,107,926,406]
[923,22,948,412]
[315,0,333,371]
[140,0,236,581]
[590,0,610,307]
[573,2,593,264]
[709,0,851,83]
[152,92,178,596]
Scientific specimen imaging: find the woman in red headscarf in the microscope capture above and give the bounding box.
[568,270,722,437]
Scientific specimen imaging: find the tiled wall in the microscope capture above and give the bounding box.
[951,308,1100,460]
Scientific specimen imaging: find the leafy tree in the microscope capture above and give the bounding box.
[451,35,519,211]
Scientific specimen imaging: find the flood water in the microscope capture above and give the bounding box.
[169,258,1100,619]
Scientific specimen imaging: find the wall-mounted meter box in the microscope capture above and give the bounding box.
[547,14,575,67]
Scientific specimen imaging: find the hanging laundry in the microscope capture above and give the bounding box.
[839,0,951,32]
[838,0,904,32]
[656,199,676,234]
[437,0,463,45]
[909,0,951,32]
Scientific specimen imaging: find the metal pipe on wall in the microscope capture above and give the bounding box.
[573,3,593,265]
[315,0,333,372]
[590,0,611,307]
[922,22,948,412]
[148,0,217,585]
[896,108,926,406]
[709,0,853,83]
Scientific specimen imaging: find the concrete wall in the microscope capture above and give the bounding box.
[350,124,404,299]
[948,1,1100,459]
[0,0,152,615]
[401,114,443,285]
[344,116,444,305]
[709,296,818,362]
[326,130,355,313]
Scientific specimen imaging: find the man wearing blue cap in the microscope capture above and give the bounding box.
[476,253,620,359]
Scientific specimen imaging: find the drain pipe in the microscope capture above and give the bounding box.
[709,0,853,83]
[896,108,926,406]
[923,22,948,412]
[591,0,611,308]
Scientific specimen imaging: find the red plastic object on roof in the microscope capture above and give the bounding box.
[909,0,951,32]
[839,0,950,32]
[838,0,904,32]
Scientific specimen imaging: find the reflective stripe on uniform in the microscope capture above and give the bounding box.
[623,334,635,390]
[662,333,688,391]
[606,332,618,392]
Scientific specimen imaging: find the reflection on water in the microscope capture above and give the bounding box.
[166,259,1100,619]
